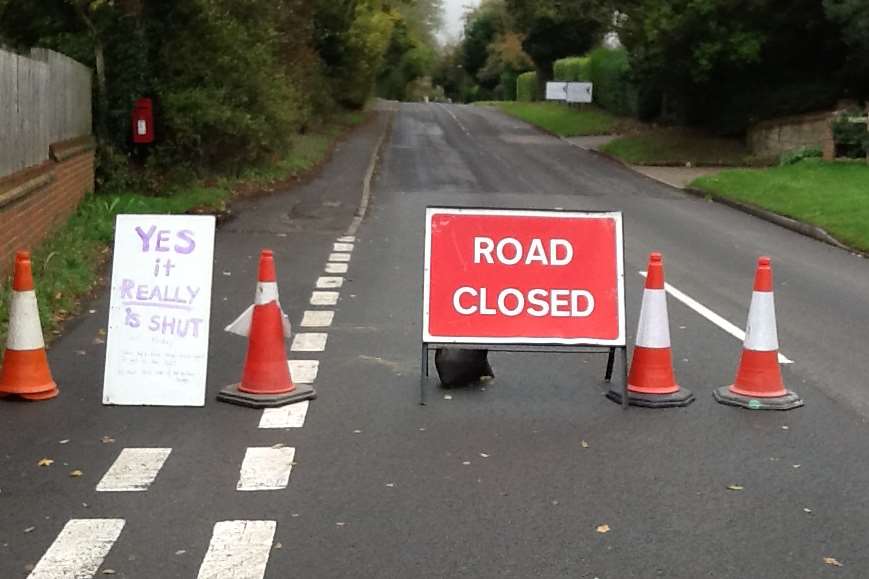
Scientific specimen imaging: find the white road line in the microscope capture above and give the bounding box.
[289,360,319,384]
[639,271,794,364]
[328,252,352,262]
[237,447,296,491]
[260,401,309,429]
[196,520,276,578]
[337,236,355,243]
[291,333,328,352]
[310,291,339,306]
[325,263,348,274]
[333,243,354,252]
[96,448,172,492]
[316,276,344,289]
[301,310,334,327]
[28,519,125,579]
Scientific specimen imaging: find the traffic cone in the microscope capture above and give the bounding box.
[714,257,802,410]
[217,249,316,408]
[0,251,58,400]
[608,252,693,407]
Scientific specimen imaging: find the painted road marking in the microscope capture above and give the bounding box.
[337,236,355,243]
[260,401,309,429]
[96,448,172,492]
[196,520,276,578]
[291,333,328,352]
[237,447,296,491]
[310,291,339,306]
[289,360,319,383]
[639,271,794,364]
[333,243,354,252]
[28,519,125,579]
[301,310,334,327]
[328,252,352,262]
[325,263,348,274]
[316,276,344,289]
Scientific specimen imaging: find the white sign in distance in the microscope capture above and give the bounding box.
[567,82,593,104]
[545,82,568,101]
[103,214,216,406]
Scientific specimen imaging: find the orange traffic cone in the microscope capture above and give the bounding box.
[0,251,58,400]
[714,257,802,410]
[217,249,316,408]
[608,253,693,407]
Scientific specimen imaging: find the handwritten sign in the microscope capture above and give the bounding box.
[103,215,216,406]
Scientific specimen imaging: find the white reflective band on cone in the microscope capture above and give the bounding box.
[256,282,279,305]
[743,291,779,351]
[635,289,671,348]
[6,290,45,350]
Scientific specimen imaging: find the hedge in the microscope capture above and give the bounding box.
[588,48,637,117]
[517,71,537,102]
[554,57,590,82]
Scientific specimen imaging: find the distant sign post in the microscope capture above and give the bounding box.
[103,215,216,406]
[567,82,593,104]
[545,82,568,101]
[421,207,627,405]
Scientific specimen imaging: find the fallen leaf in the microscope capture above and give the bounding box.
[479,453,490,458]
[24,527,35,534]
[385,482,395,488]
[175,550,186,556]
[75,350,87,356]
[726,484,744,491]
[101,436,115,444]
[418,427,426,432]
[781,425,789,430]
[102,570,116,575]
[353,429,362,434]
[581,440,589,448]
[443,394,452,400]
[336,522,346,527]
[823,557,842,567]
[37,458,54,467]
[97,329,107,336]
[596,524,610,534]
[69,470,83,478]
[271,443,285,449]
[803,508,813,513]
[58,439,70,445]
[462,461,471,465]
[274,542,283,550]
[793,464,801,469]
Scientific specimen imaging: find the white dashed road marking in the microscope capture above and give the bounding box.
[237,447,296,491]
[310,291,339,306]
[316,276,344,289]
[289,360,319,383]
[301,310,334,327]
[337,236,355,243]
[28,519,125,579]
[96,448,172,492]
[639,271,794,364]
[196,520,276,579]
[259,401,309,429]
[291,333,328,352]
[333,243,354,252]
[328,252,351,262]
[325,263,348,274]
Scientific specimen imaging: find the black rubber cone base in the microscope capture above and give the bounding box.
[217,382,316,408]
[607,386,695,408]
[713,386,803,411]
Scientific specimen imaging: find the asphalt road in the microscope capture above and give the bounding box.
[3,102,869,578]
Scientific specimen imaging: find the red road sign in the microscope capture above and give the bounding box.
[423,208,625,345]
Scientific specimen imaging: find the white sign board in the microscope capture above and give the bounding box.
[567,82,593,104]
[103,214,216,406]
[545,82,568,101]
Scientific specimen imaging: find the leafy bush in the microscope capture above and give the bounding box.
[554,56,590,81]
[832,108,869,158]
[588,48,637,117]
[779,146,822,166]
[517,71,537,102]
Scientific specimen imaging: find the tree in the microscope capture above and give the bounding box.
[825,0,869,98]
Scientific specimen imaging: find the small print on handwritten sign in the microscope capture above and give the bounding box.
[103,215,216,406]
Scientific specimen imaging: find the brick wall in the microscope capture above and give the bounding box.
[0,137,95,278]
[747,111,835,159]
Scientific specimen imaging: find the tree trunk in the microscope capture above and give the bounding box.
[93,39,109,144]
[535,61,552,101]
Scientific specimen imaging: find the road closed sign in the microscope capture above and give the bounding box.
[424,208,625,345]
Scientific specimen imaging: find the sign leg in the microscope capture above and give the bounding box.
[420,345,429,406]
[621,347,629,409]
[604,347,615,382]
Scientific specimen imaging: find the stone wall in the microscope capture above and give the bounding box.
[747,111,835,160]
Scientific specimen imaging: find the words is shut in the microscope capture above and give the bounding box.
[424,209,625,345]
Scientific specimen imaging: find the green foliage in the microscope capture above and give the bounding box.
[553,57,590,82]
[779,146,823,166]
[588,48,637,118]
[489,102,620,136]
[824,0,869,97]
[601,128,755,166]
[517,71,537,102]
[831,109,869,158]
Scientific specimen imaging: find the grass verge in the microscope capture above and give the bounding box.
[691,159,869,251]
[0,110,367,351]
[601,128,759,166]
[481,101,622,136]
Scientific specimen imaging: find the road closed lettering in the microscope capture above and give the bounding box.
[424,209,625,345]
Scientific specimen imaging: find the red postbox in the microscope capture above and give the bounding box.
[131,98,154,144]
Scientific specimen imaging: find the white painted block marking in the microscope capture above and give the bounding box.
[310,291,339,306]
[96,448,172,492]
[325,263,348,274]
[337,236,355,243]
[259,401,309,429]
[289,360,319,384]
[301,310,334,328]
[328,252,351,262]
[28,519,125,579]
[237,447,296,491]
[291,333,328,352]
[333,243,354,252]
[639,271,793,364]
[316,276,344,289]
[196,520,276,579]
